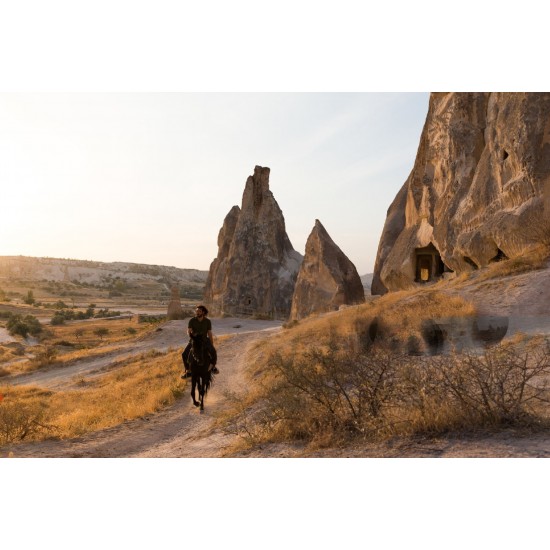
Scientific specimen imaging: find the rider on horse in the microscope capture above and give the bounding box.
[181,305,218,379]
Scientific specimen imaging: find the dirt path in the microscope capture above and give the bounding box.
[4,329,273,458]
[5,317,281,390]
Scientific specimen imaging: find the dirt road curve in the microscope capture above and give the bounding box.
[3,319,281,458]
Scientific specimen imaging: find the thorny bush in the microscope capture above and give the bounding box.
[228,337,550,447]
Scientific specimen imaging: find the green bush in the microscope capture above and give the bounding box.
[6,314,43,338]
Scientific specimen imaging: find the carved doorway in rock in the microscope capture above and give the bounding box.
[417,255,432,282]
[415,244,445,283]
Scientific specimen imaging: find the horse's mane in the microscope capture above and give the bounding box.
[190,334,212,367]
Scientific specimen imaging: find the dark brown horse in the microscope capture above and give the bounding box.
[188,333,216,412]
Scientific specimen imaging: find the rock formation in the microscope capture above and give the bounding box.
[166,286,185,320]
[204,166,303,319]
[372,92,550,294]
[290,220,365,319]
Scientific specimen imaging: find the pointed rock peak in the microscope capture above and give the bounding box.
[291,220,365,320]
[243,165,272,213]
[204,165,302,319]
[309,219,337,248]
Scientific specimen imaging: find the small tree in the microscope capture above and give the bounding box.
[94,327,109,340]
[24,290,36,305]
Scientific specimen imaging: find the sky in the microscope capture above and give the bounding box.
[0,92,429,275]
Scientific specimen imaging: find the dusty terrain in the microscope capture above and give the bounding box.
[2,263,550,458]
[2,318,282,457]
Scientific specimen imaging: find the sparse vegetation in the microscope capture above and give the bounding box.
[0,349,185,445]
[225,335,550,449]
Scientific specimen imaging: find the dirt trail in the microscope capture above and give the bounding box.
[4,329,272,458]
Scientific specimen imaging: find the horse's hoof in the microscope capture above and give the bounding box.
[193,402,199,407]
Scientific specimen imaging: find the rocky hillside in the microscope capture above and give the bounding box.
[372,92,550,294]
[0,256,208,302]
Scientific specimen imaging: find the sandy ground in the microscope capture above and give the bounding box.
[2,264,550,458]
[0,327,17,344]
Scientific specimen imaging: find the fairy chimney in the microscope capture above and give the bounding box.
[204,166,303,319]
[290,219,365,319]
[166,285,185,320]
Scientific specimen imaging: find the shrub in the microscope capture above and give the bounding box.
[51,313,66,325]
[94,328,109,339]
[6,314,42,338]
[33,346,59,367]
[232,337,550,448]
[0,399,52,445]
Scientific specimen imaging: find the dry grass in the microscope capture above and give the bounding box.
[220,287,550,451]
[0,349,185,445]
[246,289,476,373]
[224,335,550,451]
[475,248,550,283]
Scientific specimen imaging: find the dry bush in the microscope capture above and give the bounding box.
[422,342,550,427]
[0,398,54,445]
[230,336,550,449]
[476,250,549,282]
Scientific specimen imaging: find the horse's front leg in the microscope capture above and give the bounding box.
[191,377,200,407]
[199,379,205,411]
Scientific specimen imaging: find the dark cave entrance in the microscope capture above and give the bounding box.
[414,244,445,283]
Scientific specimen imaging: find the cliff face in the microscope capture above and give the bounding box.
[204,166,303,319]
[372,92,550,294]
[290,220,365,320]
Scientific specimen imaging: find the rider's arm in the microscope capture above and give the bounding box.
[207,329,214,345]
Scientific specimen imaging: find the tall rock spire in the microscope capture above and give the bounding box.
[204,166,303,319]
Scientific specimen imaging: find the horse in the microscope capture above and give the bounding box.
[188,333,216,412]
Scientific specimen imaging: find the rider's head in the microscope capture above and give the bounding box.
[196,305,208,316]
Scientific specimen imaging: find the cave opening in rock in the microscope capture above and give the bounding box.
[490,248,508,263]
[502,150,509,161]
[414,244,446,283]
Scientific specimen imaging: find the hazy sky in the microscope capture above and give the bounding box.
[0,93,429,274]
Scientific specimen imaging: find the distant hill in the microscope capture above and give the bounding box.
[0,256,208,303]
[360,273,373,293]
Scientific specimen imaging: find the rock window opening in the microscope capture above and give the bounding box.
[502,150,509,161]
[414,244,445,283]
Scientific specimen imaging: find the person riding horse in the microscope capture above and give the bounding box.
[188,332,217,411]
[181,305,218,379]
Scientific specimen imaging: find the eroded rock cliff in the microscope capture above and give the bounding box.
[372,92,550,294]
[204,166,303,319]
[290,219,365,319]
